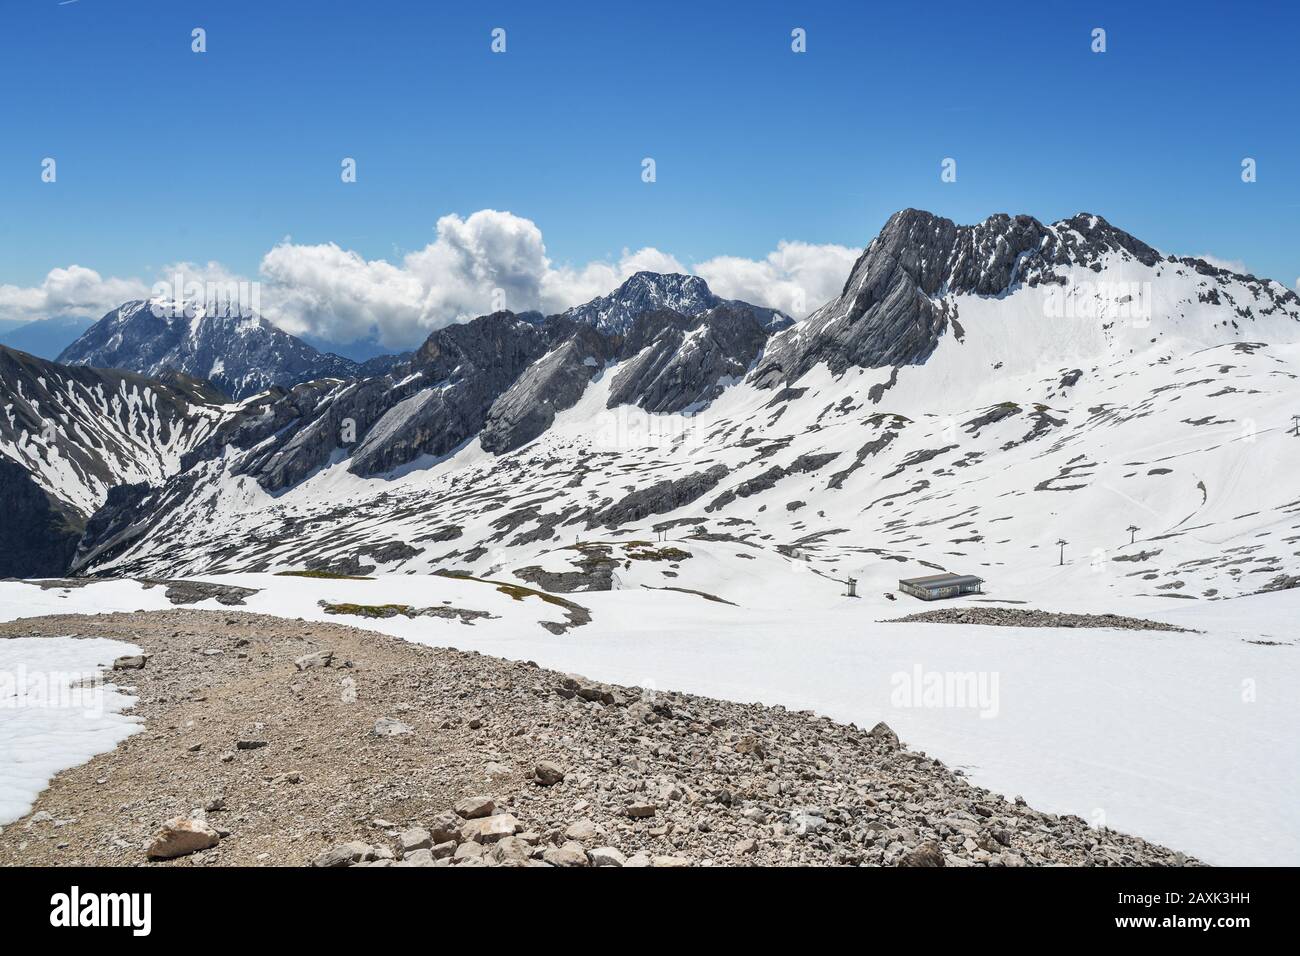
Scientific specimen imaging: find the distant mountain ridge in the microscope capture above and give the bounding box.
[56,301,406,400]
[563,271,792,335]
[0,315,96,359]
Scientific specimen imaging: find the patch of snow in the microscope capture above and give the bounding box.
[0,636,143,824]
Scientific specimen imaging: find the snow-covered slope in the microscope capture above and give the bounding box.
[0,635,143,824]
[0,346,227,575]
[77,211,1300,610]
[56,300,400,400]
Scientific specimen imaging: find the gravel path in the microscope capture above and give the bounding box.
[0,610,1195,867]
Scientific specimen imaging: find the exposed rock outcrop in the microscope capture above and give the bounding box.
[608,304,773,413]
[562,271,790,336]
[750,209,1166,387]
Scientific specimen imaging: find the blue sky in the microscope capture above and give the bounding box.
[1,0,1297,344]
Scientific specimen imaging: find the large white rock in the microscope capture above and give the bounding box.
[145,817,220,860]
[459,813,522,844]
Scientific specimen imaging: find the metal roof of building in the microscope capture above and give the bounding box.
[899,573,984,588]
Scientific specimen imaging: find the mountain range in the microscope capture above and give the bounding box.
[3,209,1299,610]
[54,300,409,401]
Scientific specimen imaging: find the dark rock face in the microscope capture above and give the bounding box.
[175,312,554,492]
[155,367,233,405]
[514,544,619,592]
[0,347,218,513]
[151,579,260,606]
[705,452,838,514]
[70,482,158,573]
[0,458,80,577]
[57,300,378,400]
[750,209,1166,388]
[355,351,413,377]
[213,290,791,477]
[349,313,552,475]
[481,324,615,453]
[608,305,773,413]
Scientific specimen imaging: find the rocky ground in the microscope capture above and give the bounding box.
[885,605,1194,632]
[0,610,1196,867]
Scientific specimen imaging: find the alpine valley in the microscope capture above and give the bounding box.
[3,209,1298,867]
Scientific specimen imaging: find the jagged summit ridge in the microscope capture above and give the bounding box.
[563,272,719,334]
[563,271,791,335]
[751,208,1300,387]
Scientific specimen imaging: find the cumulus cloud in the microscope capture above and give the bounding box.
[258,211,693,346]
[1,210,860,347]
[0,266,149,325]
[694,240,859,318]
[258,241,426,344]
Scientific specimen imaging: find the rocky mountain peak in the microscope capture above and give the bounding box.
[562,272,722,334]
[56,300,397,400]
[750,207,1290,388]
[626,270,711,293]
[859,208,1163,301]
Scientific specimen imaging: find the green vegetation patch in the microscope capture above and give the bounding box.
[432,570,592,633]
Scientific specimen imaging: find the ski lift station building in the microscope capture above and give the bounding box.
[898,573,984,601]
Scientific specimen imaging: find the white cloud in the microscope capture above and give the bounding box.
[258,241,427,345]
[694,240,859,318]
[258,212,697,346]
[0,266,150,325]
[1,211,858,347]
